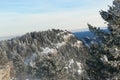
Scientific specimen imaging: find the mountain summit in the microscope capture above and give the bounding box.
[0,29,90,80]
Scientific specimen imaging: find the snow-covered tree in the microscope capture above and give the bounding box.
[89,0,120,46]
[87,0,120,79]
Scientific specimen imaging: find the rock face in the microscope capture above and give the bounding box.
[0,62,12,80]
[0,29,90,80]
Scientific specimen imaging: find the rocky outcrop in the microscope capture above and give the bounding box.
[0,29,90,80]
[0,62,13,80]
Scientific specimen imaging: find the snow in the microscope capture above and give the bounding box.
[76,61,84,75]
[56,33,61,36]
[56,31,67,36]
[69,59,74,64]
[77,40,82,44]
[63,34,74,42]
[68,60,84,75]
[55,42,66,48]
[103,55,108,62]
[100,55,108,62]
[42,47,57,55]
[57,31,74,42]
[73,40,82,48]
[29,60,36,68]
[76,62,82,70]
[68,59,74,68]
[77,70,83,75]
[64,66,68,69]
[115,48,118,51]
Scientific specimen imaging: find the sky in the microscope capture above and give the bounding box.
[0,0,113,36]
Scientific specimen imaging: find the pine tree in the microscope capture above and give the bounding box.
[87,0,120,79]
[89,0,120,46]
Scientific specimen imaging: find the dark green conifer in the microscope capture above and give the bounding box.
[87,0,120,79]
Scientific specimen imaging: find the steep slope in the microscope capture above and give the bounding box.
[0,29,90,80]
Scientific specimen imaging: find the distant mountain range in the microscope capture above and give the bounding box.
[73,31,95,39]
[73,28,109,47]
[73,28,109,39]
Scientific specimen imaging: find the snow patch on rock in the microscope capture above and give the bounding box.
[76,61,84,75]
[77,70,83,75]
[63,34,74,42]
[67,59,84,75]
[42,47,57,56]
[68,59,74,68]
[73,40,82,48]
[55,42,66,48]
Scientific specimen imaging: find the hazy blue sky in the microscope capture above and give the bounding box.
[0,0,113,36]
